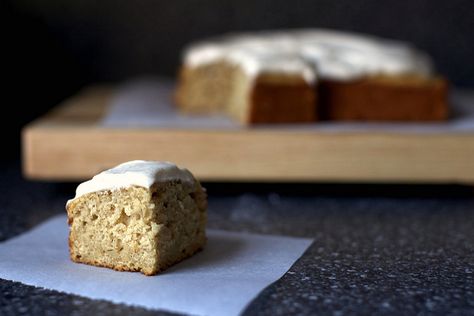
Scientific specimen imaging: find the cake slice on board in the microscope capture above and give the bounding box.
[175,29,448,124]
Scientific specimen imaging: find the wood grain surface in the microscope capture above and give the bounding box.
[22,86,474,183]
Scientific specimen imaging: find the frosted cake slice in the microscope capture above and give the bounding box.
[66,160,207,275]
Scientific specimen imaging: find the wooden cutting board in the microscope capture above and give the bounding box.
[22,84,474,183]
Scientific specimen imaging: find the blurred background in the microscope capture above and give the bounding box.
[3,0,474,162]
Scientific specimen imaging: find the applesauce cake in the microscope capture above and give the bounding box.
[66,160,207,275]
[175,29,448,124]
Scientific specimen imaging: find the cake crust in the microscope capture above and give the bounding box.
[249,73,316,123]
[318,76,448,121]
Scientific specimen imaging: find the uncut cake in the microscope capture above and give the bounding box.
[66,160,207,275]
[175,29,448,124]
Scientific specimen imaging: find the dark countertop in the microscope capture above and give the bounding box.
[1,162,473,315]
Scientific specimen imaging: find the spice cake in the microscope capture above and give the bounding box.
[175,29,448,124]
[66,160,207,275]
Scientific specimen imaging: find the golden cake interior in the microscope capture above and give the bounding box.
[66,181,207,275]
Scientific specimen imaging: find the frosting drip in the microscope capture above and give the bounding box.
[184,29,433,82]
[67,160,195,204]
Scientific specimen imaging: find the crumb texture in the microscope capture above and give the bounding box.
[66,181,206,275]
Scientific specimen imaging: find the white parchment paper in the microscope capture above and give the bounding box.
[101,78,474,133]
[0,215,313,316]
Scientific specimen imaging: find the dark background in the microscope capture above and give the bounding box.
[3,0,474,161]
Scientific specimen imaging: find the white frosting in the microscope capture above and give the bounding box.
[184,29,433,82]
[67,160,195,205]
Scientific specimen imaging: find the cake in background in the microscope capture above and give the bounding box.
[175,29,448,124]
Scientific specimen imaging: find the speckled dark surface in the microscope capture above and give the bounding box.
[1,162,473,315]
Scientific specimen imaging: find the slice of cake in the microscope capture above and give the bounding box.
[175,29,448,124]
[66,160,207,275]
